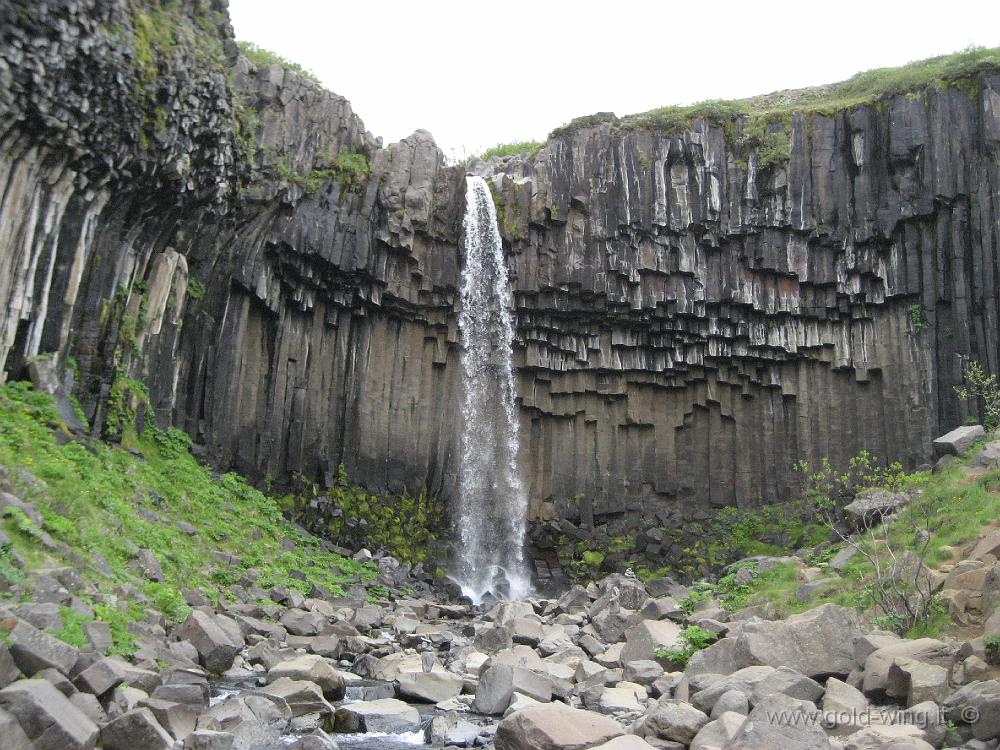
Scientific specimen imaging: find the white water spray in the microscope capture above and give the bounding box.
[453,175,530,603]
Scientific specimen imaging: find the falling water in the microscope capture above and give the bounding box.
[453,175,531,603]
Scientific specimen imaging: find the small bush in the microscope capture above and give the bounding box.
[655,625,719,667]
[478,141,543,161]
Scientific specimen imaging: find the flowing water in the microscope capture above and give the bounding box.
[453,175,531,603]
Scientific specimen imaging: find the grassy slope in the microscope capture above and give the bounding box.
[0,382,374,655]
[695,437,1000,638]
[550,45,1000,138]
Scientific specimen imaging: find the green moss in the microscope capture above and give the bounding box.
[0,382,377,637]
[276,147,372,197]
[105,371,149,447]
[237,41,322,86]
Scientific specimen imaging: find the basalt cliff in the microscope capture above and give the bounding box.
[2,0,1000,535]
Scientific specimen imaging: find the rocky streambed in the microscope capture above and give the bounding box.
[2,557,1000,750]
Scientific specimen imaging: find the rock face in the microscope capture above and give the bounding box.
[2,2,1000,530]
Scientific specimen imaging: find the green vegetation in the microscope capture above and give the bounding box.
[290,465,443,566]
[548,46,1000,171]
[186,277,206,301]
[909,304,930,334]
[655,625,719,668]
[477,141,544,161]
[986,635,1000,666]
[0,382,374,656]
[275,147,372,196]
[124,0,228,148]
[955,359,1000,430]
[237,41,322,86]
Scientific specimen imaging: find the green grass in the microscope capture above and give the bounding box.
[477,141,544,161]
[549,46,1000,147]
[686,439,1000,637]
[0,382,375,655]
[238,41,322,86]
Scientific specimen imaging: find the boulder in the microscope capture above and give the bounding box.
[279,609,326,637]
[475,625,514,654]
[842,725,935,750]
[933,425,984,456]
[100,708,174,750]
[597,684,645,714]
[590,736,659,750]
[0,616,79,675]
[197,692,291,745]
[942,679,1000,741]
[0,706,31,750]
[821,677,868,735]
[495,702,624,750]
[641,698,709,743]
[0,677,99,749]
[183,729,235,750]
[691,666,775,713]
[685,637,738,679]
[175,611,243,673]
[474,664,553,714]
[267,655,346,700]
[734,604,861,678]
[844,490,912,529]
[623,660,664,685]
[371,651,444,681]
[725,694,828,750]
[260,678,334,717]
[144,698,198,742]
[710,689,749,717]
[861,638,953,697]
[748,665,824,706]
[689,711,746,750]
[397,671,464,703]
[0,645,21,688]
[886,658,949,707]
[74,656,129,697]
[620,620,683,665]
[425,711,481,746]
[333,698,421,733]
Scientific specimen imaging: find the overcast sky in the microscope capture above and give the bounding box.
[229,1,1000,161]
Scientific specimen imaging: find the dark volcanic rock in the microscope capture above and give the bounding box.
[1,0,999,530]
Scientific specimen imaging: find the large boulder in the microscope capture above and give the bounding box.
[942,679,1000,741]
[843,490,912,529]
[279,609,326,637]
[641,698,709,743]
[334,698,421,733]
[100,708,174,750]
[734,604,861,678]
[933,425,984,456]
[691,666,776,713]
[620,620,683,665]
[260,678,334,717]
[267,655,346,700]
[74,656,129,697]
[861,638,953,698]
[841,725,935,750]
[885,658,949,707]
[0,677,99,749]
[725,694,828,749]
[175,611,243,673]
[425,712,481,746]
[474,664,553,714]
[397,671,464,703]
[689,711,746,750]
[495,702,624,750]
[0,616,79,675]
[0,706,32,750]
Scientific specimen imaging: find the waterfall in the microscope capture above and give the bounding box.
[453,175,531,603]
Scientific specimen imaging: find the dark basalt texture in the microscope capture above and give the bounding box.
[1,0,998,530]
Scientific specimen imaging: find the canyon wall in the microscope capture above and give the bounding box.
[2,0,999,530]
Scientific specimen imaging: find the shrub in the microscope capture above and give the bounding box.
[655,625,719,667]
[954,359,1000,430]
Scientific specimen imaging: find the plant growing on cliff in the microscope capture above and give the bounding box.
[909,304,930,334]
[476,141,544,161]
[954,359,1000,430]
[237,41,322,86]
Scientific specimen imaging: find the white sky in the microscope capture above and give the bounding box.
[229,0,1000,161]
